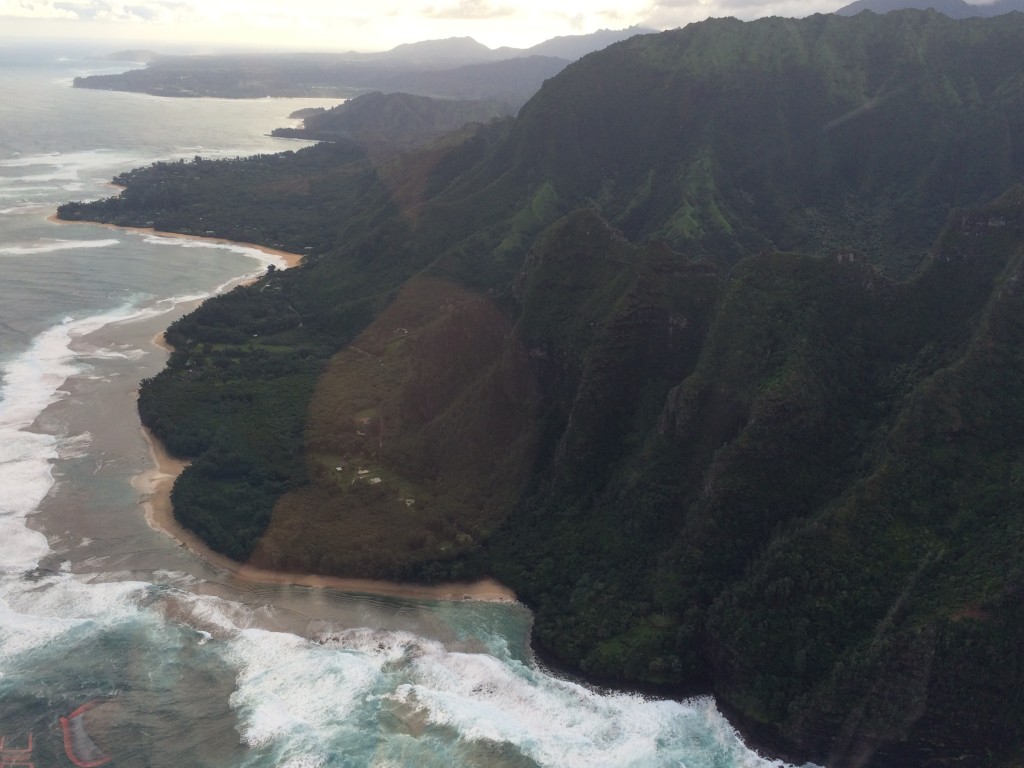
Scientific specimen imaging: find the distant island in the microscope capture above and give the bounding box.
[71,28,651,103]
[60,12,1024,768]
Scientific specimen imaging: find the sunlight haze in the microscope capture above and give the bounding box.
[0,0,847,53]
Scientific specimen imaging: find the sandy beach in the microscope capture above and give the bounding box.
[51,212,301,372]
[74,217,521,603]
[134,425,516,602]
[47,214,305,269]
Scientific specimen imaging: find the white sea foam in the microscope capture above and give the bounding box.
[0,204,50,215]
[0,296,214,573]
[140,233,289,271]
[0,573,148,664]
[320,627,432,660]
[85,346,146,361]
[150,569,201,588]
[0,188,56,200]
[0,152,62,168]
[0,149,141,173]
[9,168,81,183]
[0,591,82,663]
[58,431,93,460]
[1,571,147,621]
[220,627,796,768]
[0,429,57,573]
[168,591,263,636]
[227,627,386,766]
[385,634,790,768]
[0,238,120,256]
[1,306,126,430]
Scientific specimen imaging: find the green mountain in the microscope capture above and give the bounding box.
[271,92,513,154]
[58,11,1024,767]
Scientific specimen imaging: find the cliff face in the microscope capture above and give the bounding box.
[58,12,1024,766]
[485,193,1024,768]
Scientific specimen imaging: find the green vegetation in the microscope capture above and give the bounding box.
[251,275,541,577]
[271,92,514,154]
[59,12,1024,767]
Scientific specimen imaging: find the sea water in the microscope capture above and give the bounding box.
[0,47,802,768]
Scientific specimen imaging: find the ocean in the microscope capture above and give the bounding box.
[0,47,801,768]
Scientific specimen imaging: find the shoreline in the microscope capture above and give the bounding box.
[134,425,516,602]
[67,212,520,603]
[46,214,304,269]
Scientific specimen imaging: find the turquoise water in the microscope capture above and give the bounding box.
[0,49,802,768]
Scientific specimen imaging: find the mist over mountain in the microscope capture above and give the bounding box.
[375,36,497,65]
[72,27,651,103]
[60,11,1024,767]
[520,25,655,60]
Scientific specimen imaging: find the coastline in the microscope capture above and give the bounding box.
[46,214,304,270]
[73,214,519,603]
[49,186,630,679]
[135,425,516,602]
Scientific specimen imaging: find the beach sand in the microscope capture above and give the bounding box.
[47,214,304,269]
[135,425,516,602]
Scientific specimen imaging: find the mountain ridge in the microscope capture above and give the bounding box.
[836,0,1024,16]
[72,27,652,102]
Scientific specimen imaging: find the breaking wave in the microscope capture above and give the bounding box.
[0,238,120,256]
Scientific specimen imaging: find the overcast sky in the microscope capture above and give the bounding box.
[0,0,853,53]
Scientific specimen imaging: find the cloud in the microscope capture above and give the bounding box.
[0,0,76,17]
[0,0,841,53]
[423,0,515,19]
[3,0,202,22]
[541,2,651,33]
[52,1,109,20]
[125,3,158,19]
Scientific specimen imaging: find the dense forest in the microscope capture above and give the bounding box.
[271,92,514,154]
[58,12,1024,767]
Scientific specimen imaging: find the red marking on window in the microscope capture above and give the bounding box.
[60,702,112,768]
[0,732,35,768]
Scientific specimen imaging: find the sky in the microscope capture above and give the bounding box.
[0,0,852,53]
